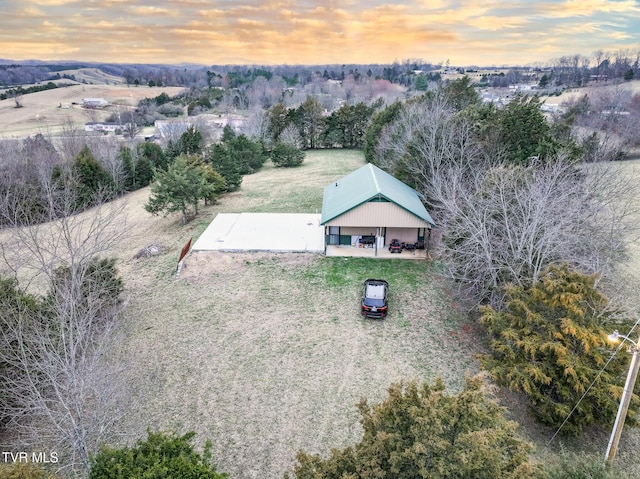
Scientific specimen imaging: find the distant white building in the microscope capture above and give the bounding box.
[508,84,537,91]
[84,122,121,132]
[82,98,109,109]
[540,103,559,113]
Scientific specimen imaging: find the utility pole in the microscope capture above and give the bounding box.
[605,332,640,462]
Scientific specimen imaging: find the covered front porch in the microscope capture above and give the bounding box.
[325,244,429,259]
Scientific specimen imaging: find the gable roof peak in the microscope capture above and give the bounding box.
[321,162,435,227]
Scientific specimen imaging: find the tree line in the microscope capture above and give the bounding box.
[0,81,59,101]
[3,48,639,91]
[0,122,308,228]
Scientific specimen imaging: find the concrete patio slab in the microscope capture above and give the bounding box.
[192,213,325,253]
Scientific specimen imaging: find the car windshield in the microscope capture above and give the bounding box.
[364,297,385,308]
[364,283,386,308]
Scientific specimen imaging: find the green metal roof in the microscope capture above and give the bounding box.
[320,163,435,226]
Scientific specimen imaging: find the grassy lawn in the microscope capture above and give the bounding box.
[117,252,478,479]
[216,149,365,213]
[102,152,640,478]
[109,149,480,478]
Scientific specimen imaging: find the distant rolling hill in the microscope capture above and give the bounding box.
[54,67,125,85]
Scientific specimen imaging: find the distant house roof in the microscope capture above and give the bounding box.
[82,98,109,107]
[320,163,435,227]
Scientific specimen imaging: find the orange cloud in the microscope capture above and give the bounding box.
[0,0,638,66]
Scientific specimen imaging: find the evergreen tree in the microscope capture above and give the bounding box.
[287,376,539,479]
[145,154,225,224]
[121,145,155,191]
[442,76,480,110]
[480,264,635,435]
[271,142,305,167]
[414,74,429,91]
[321,110,343,147]
[493,94,553,164]
[179,126,204,156]
[135,152,154,188]
[119,145,135,191]
[226,134,266,174]
[137,141,169,170]
[164,139,182,162]
[90,431,227,479]
[206,143,242,192]
[298,96,325,149]
[221,124,236,143]
[363,101,403,164]
[72,145,114,207]
[538,74,550,88]
[183,155,226,205]
[267,102,290,142]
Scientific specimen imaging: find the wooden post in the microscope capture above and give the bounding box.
[606,340,640,462]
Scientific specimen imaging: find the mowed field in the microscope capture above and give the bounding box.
[539,78,640,106]
[94,150,479,478]
[0,78,185,137]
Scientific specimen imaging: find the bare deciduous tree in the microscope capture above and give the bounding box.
[156,119,190,146]
[242,107,270,144]
[0,172,129,475]
[13,91,24,109]
[375,93,488,205]
[564,84,639,162]
[85,136,128,194]
[279,124,304,149]
[55,118,87,163]
[374,94,640,309]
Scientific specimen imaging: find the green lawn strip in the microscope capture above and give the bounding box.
[214,149,366,214]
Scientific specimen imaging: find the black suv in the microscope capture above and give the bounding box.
[361,279,389,318]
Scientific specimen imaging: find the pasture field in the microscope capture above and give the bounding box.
[539,78,640,106]
[0,81,185,137]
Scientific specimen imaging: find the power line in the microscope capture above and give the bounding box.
[546,317,640,447]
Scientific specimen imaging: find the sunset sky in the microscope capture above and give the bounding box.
[2,0,639,67]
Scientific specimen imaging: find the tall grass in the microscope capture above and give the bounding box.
[542,451,630,479]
